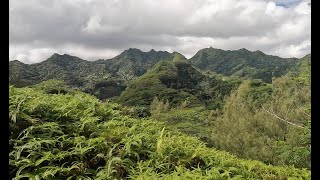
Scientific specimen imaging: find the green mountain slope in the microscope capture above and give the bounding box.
[9,53,111,86]
[9,53,125,100]
[9,48,306,102]
[117,52,238,109]
[189,47,299,82]
[9,85,310,179]
[9,49,172,100]
[9,60,41,87]
[100,48,172,81]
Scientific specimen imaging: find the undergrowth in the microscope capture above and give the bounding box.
[9,85,310,179]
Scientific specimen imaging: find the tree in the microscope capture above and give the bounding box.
[150,96,170,115]
[212,64,311,168]
[32,79,71,94]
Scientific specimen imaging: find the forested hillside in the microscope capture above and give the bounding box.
[117,52,238,109]
[9,49,173,100]
[127,53,311,169]
[189,47,299,82]
[99,48,172,81]
[9,48,302,100]
[9,48,311,179]
[9,83,310,179]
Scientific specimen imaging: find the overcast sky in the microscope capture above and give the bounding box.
[9,0,310,64]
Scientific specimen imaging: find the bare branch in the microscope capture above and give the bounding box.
[298,108,311,118]
[261,106,305,129]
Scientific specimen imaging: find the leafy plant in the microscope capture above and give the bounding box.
[9,84,310,179]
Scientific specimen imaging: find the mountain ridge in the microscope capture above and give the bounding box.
[189,47,300,82]
[9,47,308,100]
[116,53,238,108]
[9,47,305,63]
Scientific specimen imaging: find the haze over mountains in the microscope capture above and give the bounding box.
[9,47,306,101]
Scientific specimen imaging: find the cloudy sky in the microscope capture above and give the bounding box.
[9,0,310,64]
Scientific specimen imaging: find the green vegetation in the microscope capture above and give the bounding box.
[31,79,72,94]
[189,47,300,82]
[138,55,310,170]
[9,48,303,101]
[9,49,172,100]
[150,107,217,147]
[117,53,238,110]
[212,57,311,169]
[9,85,310,179]
[9,48,311,179]
[102,48,172,81]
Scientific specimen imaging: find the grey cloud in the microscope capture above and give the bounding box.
[9,0,311,63]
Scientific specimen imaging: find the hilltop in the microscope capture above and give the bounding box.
[189,47,299,82]
[117,52,237,109]
[9,47,304,101]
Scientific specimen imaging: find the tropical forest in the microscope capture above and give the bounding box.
[9,48,311,179]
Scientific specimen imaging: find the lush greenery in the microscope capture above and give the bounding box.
[101,48,172,81]
[9,49,172,100]
[212,54,311,169]
[117,52,238,110]
[189,47,299,82]
[9,84,310,179]
[9,48,311,179]
[9,48,303,100]
[135,54,311,170]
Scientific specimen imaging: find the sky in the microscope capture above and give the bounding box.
[9,0,311,64]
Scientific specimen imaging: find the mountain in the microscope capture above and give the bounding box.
[100,48,172,81]
[10,53,110,86]
[9,47,305,101]
[9,53,126,100]
[9,60,40,87]
[116,52,238,108]
[189,47,299,82]
[9,49,173,100]
[9,50,311,174]
[291,54,311,78]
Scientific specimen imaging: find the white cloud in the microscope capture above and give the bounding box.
[9,0,311,63]
[9,44,122,64]
[270,39,310,57]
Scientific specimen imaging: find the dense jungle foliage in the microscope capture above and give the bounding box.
[9,83,310,179]
[9,48,311,179]
[9,48,301,100]
[117,52,239,109]
[147,54,310,169]
[189,47,298,83]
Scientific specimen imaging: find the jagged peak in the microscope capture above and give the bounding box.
[9,60,27,66]
[48,53,81,59]
[44,53,85,65]
[172,52,187,61]
[191,47,275,59]
[10,59,23,63]
[114,48,172,62]
[124,48,143,53]
[253,50,266,55]
[238,48,249,51]
[208,47,223,50]
[301,53,311,59]
[50,53,63,58]
[116,48,144,58]
[121,48,172,55]
[198,47,223,52]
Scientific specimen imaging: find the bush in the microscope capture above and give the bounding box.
[9,85,310,179]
